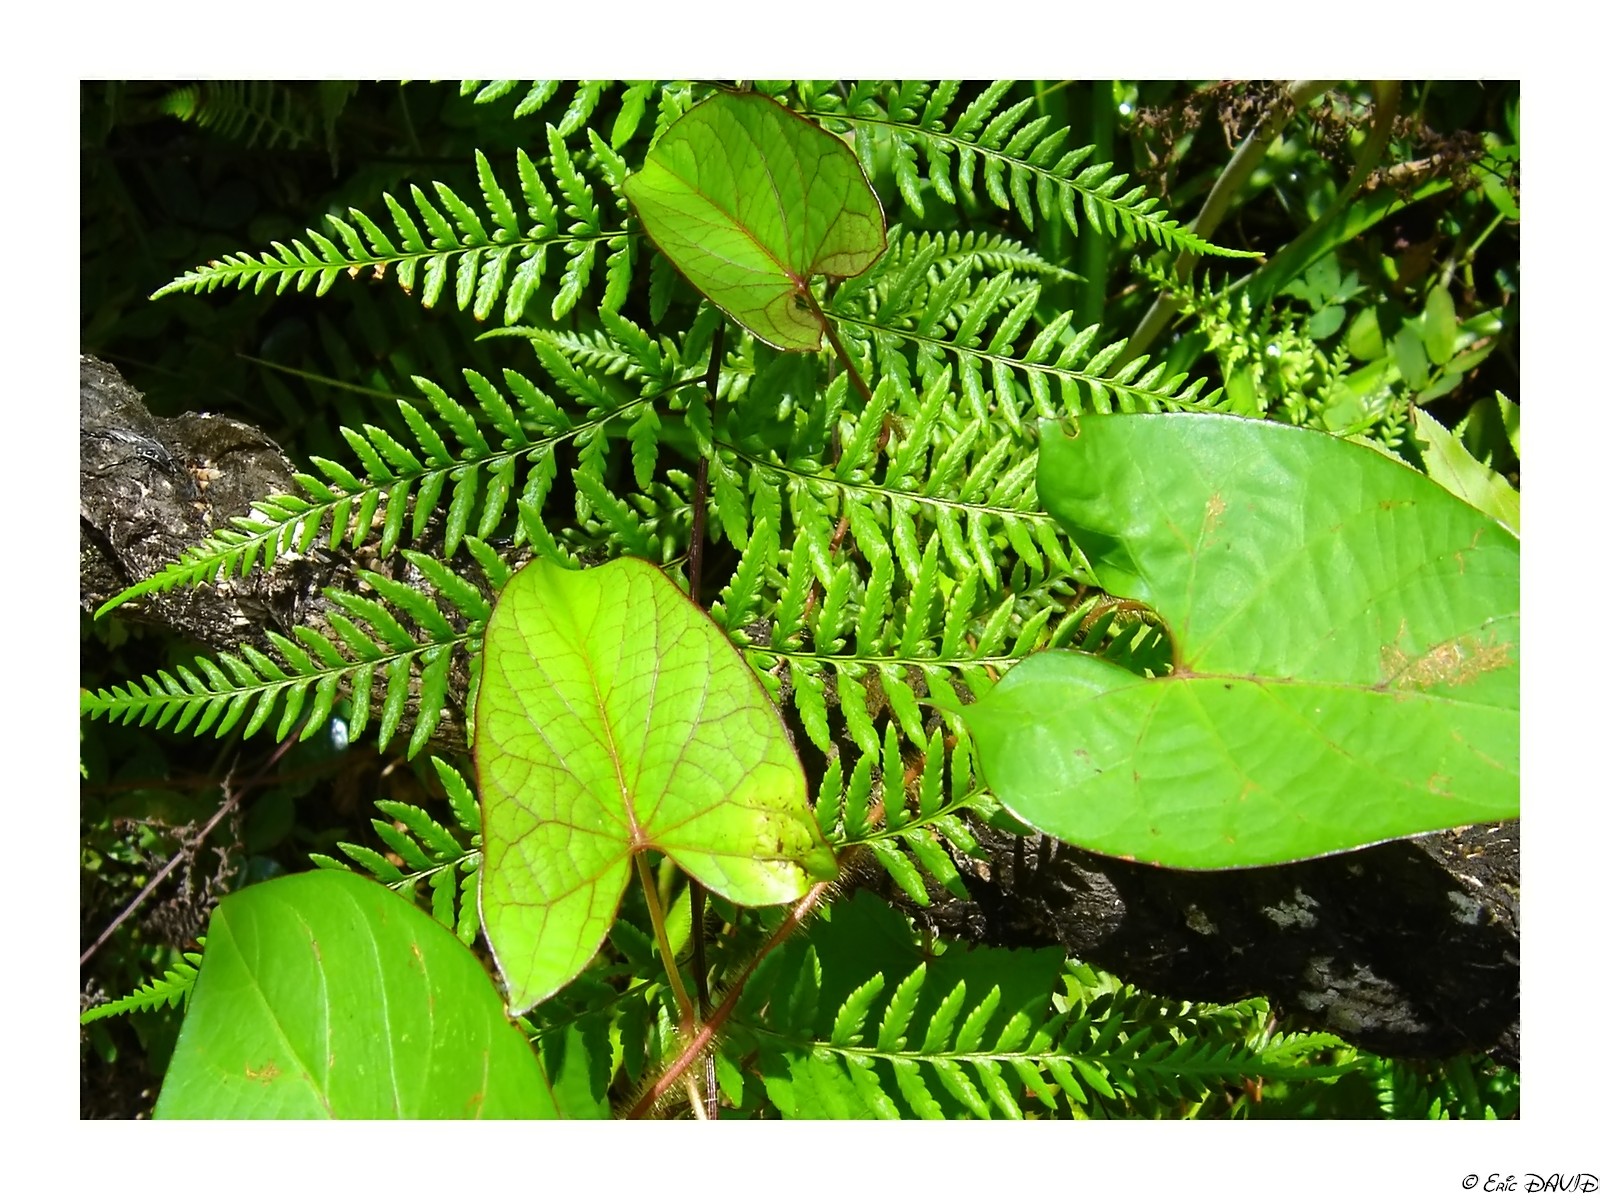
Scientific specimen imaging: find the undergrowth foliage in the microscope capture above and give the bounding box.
[82,80,1506,1119]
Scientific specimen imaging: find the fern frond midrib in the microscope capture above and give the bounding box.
[81,629,475,720]
[835,311,1216,413]
[722,442,1047,523]
[341,848,482,893]
[751,645,1021,672]
[811,106,1242,256]
[751,1037,1352,1088]
[152,229,628,302]
[829,783,994,852]
[81,948,204,1024]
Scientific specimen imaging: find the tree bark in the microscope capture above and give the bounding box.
[79,354,1519,1069]
[80,354,476,753]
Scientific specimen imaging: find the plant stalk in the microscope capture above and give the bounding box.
[683,319,726,1115]
[686,322,726,610]
[625,850,857,1119]
[806,284,874,407]
[1119,79,1336,365]
[631,850,710,1119]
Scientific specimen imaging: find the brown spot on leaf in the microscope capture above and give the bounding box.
[1381,634,1513,691]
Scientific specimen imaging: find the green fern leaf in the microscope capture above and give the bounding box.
[829,973,887,1048]
[82,948,205,1023]
[920,979,967,1054]
[955,984,1003,1053]
[335,841,404,884]
[841,755,874,840]
[374,799,465,862]
[153,129,628,325]
[929,1058,989,1118]
[875,963,926,1052]
[891,1058,945,1118]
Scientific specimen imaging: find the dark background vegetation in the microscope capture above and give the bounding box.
[79,80,1519,1119]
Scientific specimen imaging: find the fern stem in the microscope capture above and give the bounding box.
[688,876,717,1118]
[760,646,1024,671]
[832,312,1215,416]
[685,321,726,1116]
[1071,80,1117,330]
[686,322,726,609]
[719,440,1050,522]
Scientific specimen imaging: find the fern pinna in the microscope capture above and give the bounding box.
[83,80,1359,1118]
[721,895,1355,1119]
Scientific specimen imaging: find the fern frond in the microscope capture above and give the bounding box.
[743,947,1359,1118]
[153,127,630,326]
[734,495,1085,748]
[81,947,204,1024]
[840,300,1223,424]
[819,731,989,904]
[1371,1054,1519,1120]
[311,755,484,944]
[490,308,698,395]
[83,554,487,757]
[156,81,338,151]
[95,364,662,618]
[801,80,1255,259]
[887,226,1078,286]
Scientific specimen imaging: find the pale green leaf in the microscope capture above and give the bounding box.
[475,557,837,1011]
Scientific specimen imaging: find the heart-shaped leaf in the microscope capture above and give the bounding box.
[476,556,837,1013]
[622,90,886,351]
[155,871,562,1118]
[964,413,1518,869]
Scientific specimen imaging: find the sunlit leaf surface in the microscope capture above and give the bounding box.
[965,414,1518,869]
[476,557,836,1012]
[623,90,886,351]
[155,871,561,1118]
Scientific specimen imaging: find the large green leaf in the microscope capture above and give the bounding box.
[622,90,886,351]
[964,413,1518,869]
[476,556,837,1013]
[154,871,562,1118]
